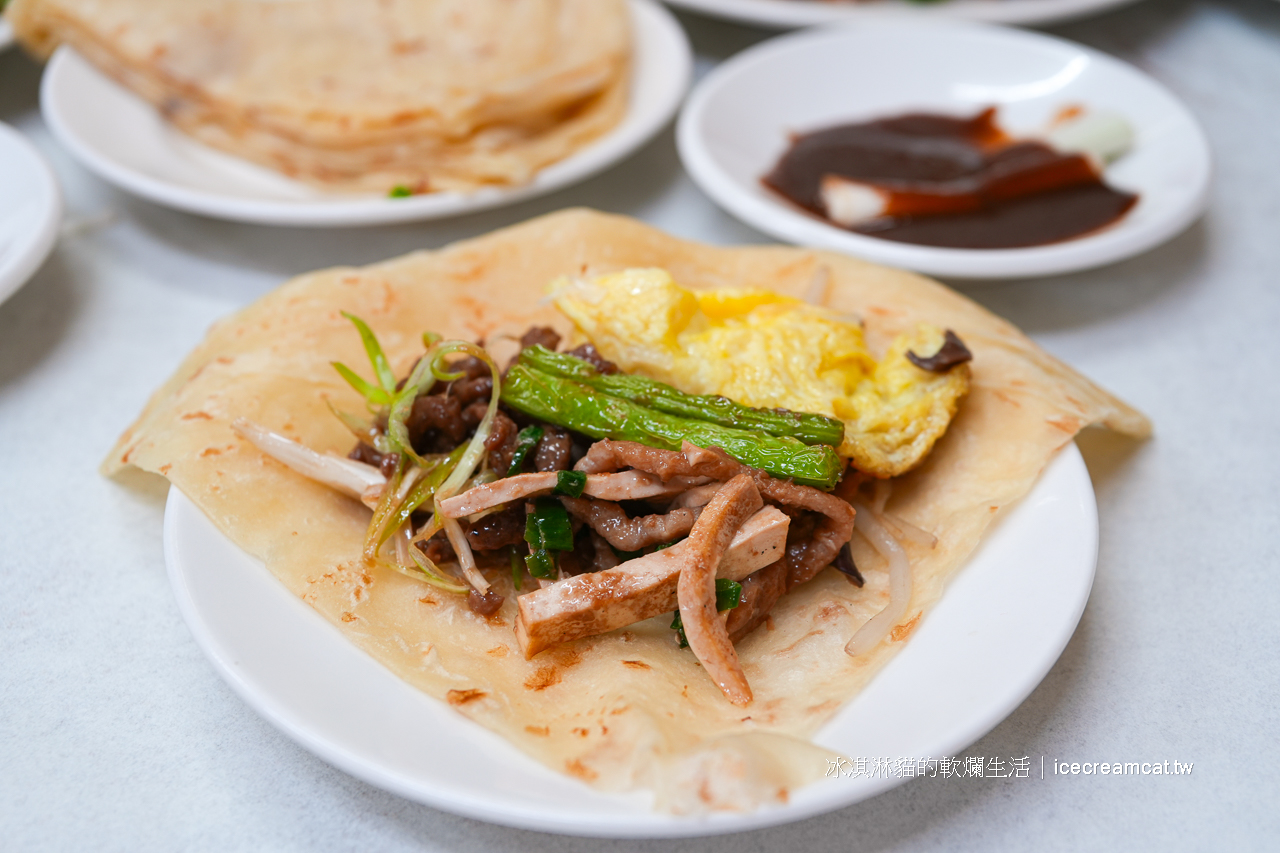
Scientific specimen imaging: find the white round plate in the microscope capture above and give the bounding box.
[39,0,690,227]
[0,123,62,307]
[665,0,1144,28]
[678,20,1210,279]
[165,443,1096,837]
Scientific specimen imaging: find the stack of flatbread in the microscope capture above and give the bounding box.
[9,0,631,193]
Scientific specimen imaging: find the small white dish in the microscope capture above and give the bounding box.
[0,122,61,307]
[39,0,690,227]
[165,444,1096,836]
[665,0,1144,28]
[1,18,15,51]
[678,20,1211,280]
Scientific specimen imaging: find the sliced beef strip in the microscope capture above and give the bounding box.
[407,393,466,447]
[534,426,573,472]
[567,343,619,375]
[520,326,562,352]
[465,504,526,551]
[575,438,855,592]
[468,588,505,617]
[556,527,597,577]
[417,530,455,565]
[449,376,493,406]
[725,561,788,643]
[349,442,396,478]
[561,496,700,552]
[484,410,520,474]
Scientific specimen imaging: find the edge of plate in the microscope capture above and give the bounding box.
[0,123,63,307]
[39,0,691,227]
[663,0,1144,28]
[676,17,1211,280]
[163,442,1097,837]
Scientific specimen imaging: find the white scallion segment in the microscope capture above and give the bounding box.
[393,525,468,594]
[803,265,831,306]
[880,510,938,549]
[844,501,913,658]
[232,418,385,506]
[1044,110,1134,167]
[819,176,890,227]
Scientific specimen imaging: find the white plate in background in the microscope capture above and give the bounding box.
[0,122,61,308]
[1,18,15,51]
[39,0,690,227]
[678,19,1210,279]
[166,444,1097,836]
[665,0,1145,28]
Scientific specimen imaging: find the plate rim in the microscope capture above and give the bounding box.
[676,17,1211,280]
[38,0,691,227]
[0,122,62,307]
[163,442,1097,837]
[663,0,1146,28]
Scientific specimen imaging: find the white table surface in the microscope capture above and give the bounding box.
[1,1,1276,849]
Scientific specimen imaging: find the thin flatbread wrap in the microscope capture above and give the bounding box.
[104,209,1149,810]
[8,0,630,193]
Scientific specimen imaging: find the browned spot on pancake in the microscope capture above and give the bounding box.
[524,666,561,691]
[817,602,848,622]
[180,411,213,421]
[551,648,582,668]
[216,356,233,365]
[486,645,509,658]
[1047,415,1083,433]
[777,787,790,804]
[609,705,630,716]
[197,445,222,457]
[486,617,508,628]
[353,588,363,601]
[990,505,999,514]
[341,612,357,623]
[158,464,171,475]
[525,725,550,737]
[572,727,590,738]
[776,630,824,656]
[993,390,1022,408]
[565,759,598,782]
[890,612,922,642]
[807,699,840,716]
[681,685,689,699]
[447,689,486,706]
[620,631,636,643]
[765,615,776,631]
[621,660,650,670]
[417,594,438,606]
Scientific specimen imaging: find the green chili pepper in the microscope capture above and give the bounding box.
[553,470,587,497]
[501,364,843,490]
[505,425,544,476]
[519,346,845,447]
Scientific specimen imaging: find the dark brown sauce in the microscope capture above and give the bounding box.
[763,108,1137,250]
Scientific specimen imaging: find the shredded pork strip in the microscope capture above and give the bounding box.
[677,474,762,706]
[513,506,789,657]
[576,439,855,589]
[437,470,711,518]
[561,496,701,552]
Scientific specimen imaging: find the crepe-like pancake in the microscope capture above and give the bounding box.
[9,0,629,192]
[104,210,1149,810]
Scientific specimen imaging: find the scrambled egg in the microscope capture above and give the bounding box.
[552,268,970,478]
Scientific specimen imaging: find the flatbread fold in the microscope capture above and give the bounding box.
[8,0,630,193]
[103,210,1149,810]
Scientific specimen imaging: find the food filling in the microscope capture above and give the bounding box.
[230,269,974,705]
